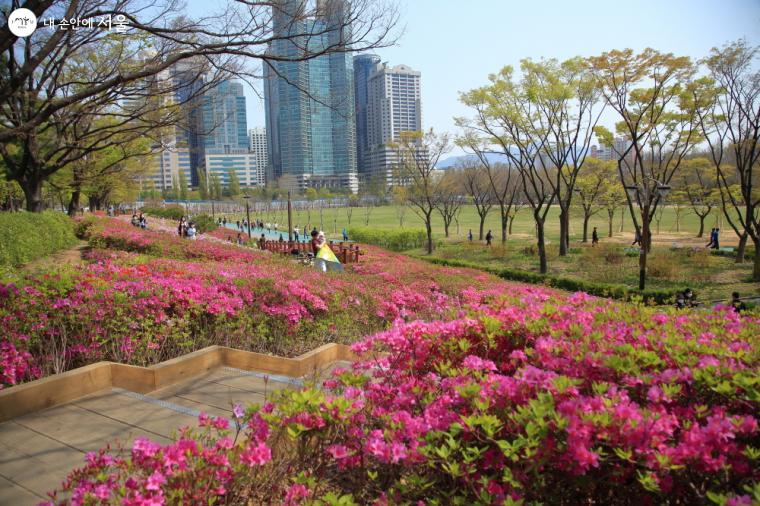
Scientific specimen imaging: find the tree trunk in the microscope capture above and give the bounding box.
[479,214,486,241]
[425,215,433,254]
[639,211,650,290]
[67,189,81,217]
[444,220,450,238]
[501,205,507,243]
[21,177,45,212]
[753,238,760,282]
[509,216,514,235]
[607,210,614,238]
[697,214,705,238]
[582,214,590,243]
[620,209,625,233]
[559,208,568,256]
[536,218,547,274]
[736,233,748,263]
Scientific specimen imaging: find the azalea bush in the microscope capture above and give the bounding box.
[0,216,491,387]
[46,288,760,504]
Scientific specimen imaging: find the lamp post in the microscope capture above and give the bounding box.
[623,178,671,290]
[287,190,293,242]
[243,195,252,240]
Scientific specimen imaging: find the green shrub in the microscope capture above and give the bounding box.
[0,211,77,267]
[415,255,680,305]
[349,226,427,252]
[141,205,185,220]
[191,214,218,234]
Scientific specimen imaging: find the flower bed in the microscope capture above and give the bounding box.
[1,216,497,387]
[45,289,759,504]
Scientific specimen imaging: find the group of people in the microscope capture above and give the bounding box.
[674,288,750,314]
[177,217,197,239]
[130,213,147,229]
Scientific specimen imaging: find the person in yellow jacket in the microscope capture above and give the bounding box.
[315,231,344,272]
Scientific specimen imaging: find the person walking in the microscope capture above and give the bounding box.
[706,228,716,248]
[342,228,348,242]
[236,233,243,245]
[592,227,599,246]
[632,228,641,246]
[485,229,493,247]
[713,228,720,249]
[468,229,473,242]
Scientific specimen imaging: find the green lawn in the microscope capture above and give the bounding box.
[224,204,734,246]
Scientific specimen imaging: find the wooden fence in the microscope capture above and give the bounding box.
[260,240,362,264]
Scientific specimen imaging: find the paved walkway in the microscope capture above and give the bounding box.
[0,362,350,504]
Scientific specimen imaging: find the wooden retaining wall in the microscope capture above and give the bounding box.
[0,344,355,423]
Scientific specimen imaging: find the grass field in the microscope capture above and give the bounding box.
[222,203,736,246]
[218,204,756,303]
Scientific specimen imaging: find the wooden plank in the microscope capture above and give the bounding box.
[152,346,223,389]
[110,363,155,393]
[220,347,300,376]
[0,363,112,423]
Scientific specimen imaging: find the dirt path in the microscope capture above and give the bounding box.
[21,240,89,273]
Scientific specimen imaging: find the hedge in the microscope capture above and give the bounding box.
[0,211,77,267]
[348,226,427,252]
[141,205,185,221]
[412,255,682,305]
[191,214,218,233]
[710,247,756,259]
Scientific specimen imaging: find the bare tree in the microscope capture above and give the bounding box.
[693,40,760,278]
[434,170,465,238]
[457,134,521,245]
[0,0,400,210]
[394,129,451,254]
[459,160,493,240]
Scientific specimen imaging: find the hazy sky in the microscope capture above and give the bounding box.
[188,0,760,152]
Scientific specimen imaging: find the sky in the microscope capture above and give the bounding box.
[187,0,760,154]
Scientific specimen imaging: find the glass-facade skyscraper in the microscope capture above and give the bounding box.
[264,0,357,191]
[201,80,249,154]
[353,54,381,176]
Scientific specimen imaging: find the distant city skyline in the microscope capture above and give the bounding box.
[186,0,760,154]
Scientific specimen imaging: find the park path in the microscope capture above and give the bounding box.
[21,240,88,273]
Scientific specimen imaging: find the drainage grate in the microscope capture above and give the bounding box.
[112,387,208,420]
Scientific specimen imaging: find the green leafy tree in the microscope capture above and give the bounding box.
[590,48,698,289]
[178,172,189,201]
[574,158,614,242]
[227,169,241,197]
[198,169,209,200]
[211,174,223,201]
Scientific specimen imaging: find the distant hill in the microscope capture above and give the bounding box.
[436,152,510,169]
